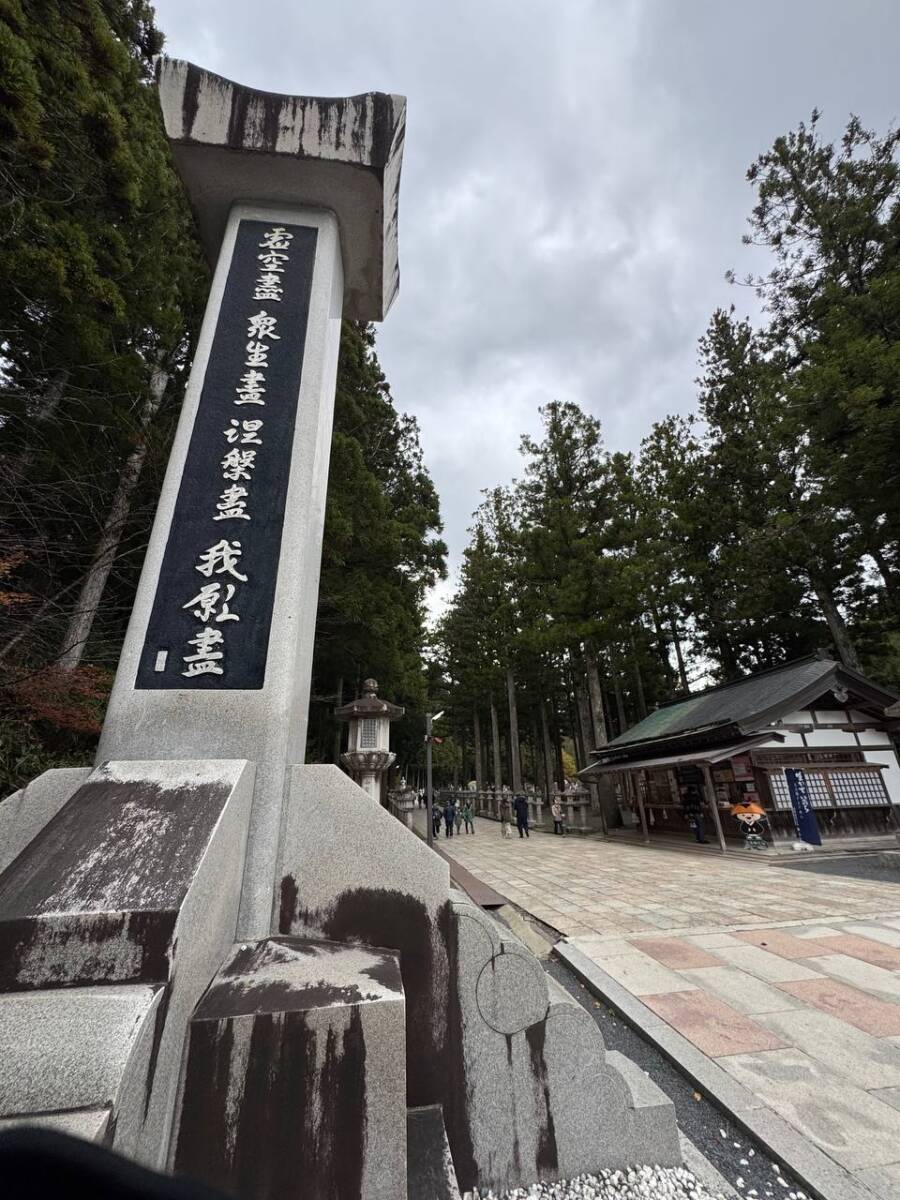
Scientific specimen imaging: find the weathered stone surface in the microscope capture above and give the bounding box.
[0,759,254,1169]
[0,1107,111,1143]
[407,1106,460,1200]
[278,766,681,1193]
[157,58,404,321]
[0,767,91,874]
[171,936,406,1200]
[0,985,161,1117]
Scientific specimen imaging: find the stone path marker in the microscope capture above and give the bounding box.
[0,61,681,1200]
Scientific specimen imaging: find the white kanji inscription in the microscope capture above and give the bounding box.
[195,539,247,581]
[224,418,263,445]
[257,252,288,274]
[221,448,256,481]
[247,310,280,341]
[235,370,266,406]
[259,227,294,251]
[182,581,240,624]
[245,340,270,368]
[213,484,250,521]
[182,626,225,677]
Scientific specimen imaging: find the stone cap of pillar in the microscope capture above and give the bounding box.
[157,58,406,321]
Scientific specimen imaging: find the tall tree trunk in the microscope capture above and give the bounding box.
[811,577,863,672]
[540,699,556,799]
[584,643,609,747]
[490,692,503,790]
[531,715,544,793]
[551,706,565,788]
[333,677,344,764]
[649,598,676,686]
[505,667,523,792]
[566,680,585,769]
[576,677,594,760]
[869,545,899,606]
[473,709,484,791]
[629,633,648,719]
[58,364,168,671]
[6,368,70,486]
[668,610,689,692]
[613,671,627,735]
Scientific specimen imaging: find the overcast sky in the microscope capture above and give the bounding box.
[153,0,900,613]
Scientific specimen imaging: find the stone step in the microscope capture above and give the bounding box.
[407,1106,461,1200]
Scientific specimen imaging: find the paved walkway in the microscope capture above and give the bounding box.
[430,819,900,1199]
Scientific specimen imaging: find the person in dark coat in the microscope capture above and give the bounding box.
[443,798,457,837]
[431,800,442,838]
[513,793,530,838]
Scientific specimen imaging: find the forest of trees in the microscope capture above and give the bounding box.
[0,1,445,795]
[436,113,900,791]
[3,4,900,801]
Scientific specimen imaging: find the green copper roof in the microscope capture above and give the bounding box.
[610,656,841,747]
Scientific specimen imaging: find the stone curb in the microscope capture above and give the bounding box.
[554,942,877,1200]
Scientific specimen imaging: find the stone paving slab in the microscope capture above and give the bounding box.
[718,1048,900,1171]
[779,977,900,1036]
[641,991,787,1057]
[678,966,802,1016]
[427,823,900,1194]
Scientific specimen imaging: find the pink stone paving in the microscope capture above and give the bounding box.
[820,935,900,971]
[734,928,828,959]
[641,989,788,1056]
[633,937,721,970]
[778,978,900,1036]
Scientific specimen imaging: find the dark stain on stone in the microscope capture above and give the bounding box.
[143,980,172,1118]
[181,62,203,138]
[360,954,403,993]
[0,775,231,918]
[227,89,250,151]
[261,93,281,151]
[525,1021,559,1177]
[505,1033,513,1066]
[175,1003,367,1200]
[438,901,479,1194]
[278,875,298,934]
[0,908,176,991]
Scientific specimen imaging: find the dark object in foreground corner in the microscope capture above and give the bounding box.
[0,1129,229,1200]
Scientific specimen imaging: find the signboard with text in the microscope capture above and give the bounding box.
[784,767,823,846]
[136,219,317,689]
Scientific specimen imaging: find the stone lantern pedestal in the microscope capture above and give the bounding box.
[336,679,404,802]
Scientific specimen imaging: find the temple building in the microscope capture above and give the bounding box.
[581,653,900,850]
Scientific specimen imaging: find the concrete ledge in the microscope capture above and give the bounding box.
[555,942,876,1200]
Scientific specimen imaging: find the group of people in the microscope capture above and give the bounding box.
[432,796,476,838]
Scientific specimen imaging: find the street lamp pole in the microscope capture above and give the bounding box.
[425,709,444,849]
[426,712,434,847]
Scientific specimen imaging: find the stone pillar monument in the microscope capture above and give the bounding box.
[96,60,405,938]
[0,58,681,1200]
[336,678,404,801]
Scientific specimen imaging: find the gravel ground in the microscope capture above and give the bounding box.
[545,958,807,1200]
[472,1165,735,1200]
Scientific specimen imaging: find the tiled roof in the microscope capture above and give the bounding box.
[608,656,842,747]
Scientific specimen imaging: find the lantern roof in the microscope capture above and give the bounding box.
[335,679,404,722]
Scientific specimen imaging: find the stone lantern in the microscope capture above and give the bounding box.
[336,679,404,802]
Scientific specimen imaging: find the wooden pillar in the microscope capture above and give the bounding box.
[630,771,649,843]
[702,763,727,854]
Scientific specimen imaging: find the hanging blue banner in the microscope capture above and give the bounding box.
[784,768,822,846]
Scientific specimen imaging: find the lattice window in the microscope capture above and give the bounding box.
[360,718,378,749]
[829,770,889,808]
[767,769,888,811]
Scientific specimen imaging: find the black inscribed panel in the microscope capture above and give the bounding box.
[135,219,317,690]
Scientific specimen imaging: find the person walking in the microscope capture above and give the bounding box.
[462,800,475,834]
[551,797,564,835]
[513,792,530,839]
[443,797,456,838]
[454,803,463,836]
[431,801,442,839]
[500,796,513,839]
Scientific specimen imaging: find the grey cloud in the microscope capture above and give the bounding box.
[151,0,900,600]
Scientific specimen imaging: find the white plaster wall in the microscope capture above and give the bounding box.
[863,750,900,804]
[857,729,895,747]
[805,729,857,747]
